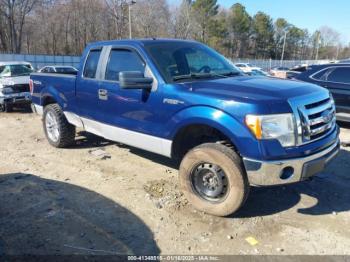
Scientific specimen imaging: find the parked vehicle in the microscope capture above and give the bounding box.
[247,69,270,77]
[234,63,262,73]
[286,64,309,79]
[38,66,78,75]
[30,39,340,216]
[291,64,308,72]
[0,61,34,112]
[294,63,350,122]
[269,66,290,78]
[338,58,350,63]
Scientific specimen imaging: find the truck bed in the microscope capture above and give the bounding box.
[30,73,77,113]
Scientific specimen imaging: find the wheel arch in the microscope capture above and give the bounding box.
[40,86,65,108]
[41,95,57,107]
[171,122,237,160]
[167,106,257,158]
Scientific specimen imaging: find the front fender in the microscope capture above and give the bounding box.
[165,106,262,159]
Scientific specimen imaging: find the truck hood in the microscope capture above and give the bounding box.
[0,75,30,86]
[180,76,324,102]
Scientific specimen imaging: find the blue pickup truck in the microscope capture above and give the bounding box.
[30,39,340,216]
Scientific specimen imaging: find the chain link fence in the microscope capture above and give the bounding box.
[231,58,332,71]
[0,53,81,70]
[0,53,332,72]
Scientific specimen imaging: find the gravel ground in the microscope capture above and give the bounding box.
[0,109,350,255]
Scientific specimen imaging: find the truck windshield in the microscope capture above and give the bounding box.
[143,41,242,83]
[0,64,33,78]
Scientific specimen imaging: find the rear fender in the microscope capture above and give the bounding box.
[40,86,66,109]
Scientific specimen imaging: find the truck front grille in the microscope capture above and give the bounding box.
[12,84,30,93]
[289,92,336,145]
[301,97,336,142]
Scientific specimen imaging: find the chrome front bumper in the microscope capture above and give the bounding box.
[243,139,340,186]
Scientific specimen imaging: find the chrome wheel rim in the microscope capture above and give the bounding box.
[191,163,229,202]
[45,111,60,142]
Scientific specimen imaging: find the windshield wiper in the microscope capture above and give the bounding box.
[213,71,242,78]
[222,71,242,77]
[173,73,216,82]
[173,71,242,82]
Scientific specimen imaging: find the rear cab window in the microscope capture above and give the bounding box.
[83,49,102,79]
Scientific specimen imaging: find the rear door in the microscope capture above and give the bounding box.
[76,47,104,120]
[325,66,350,114]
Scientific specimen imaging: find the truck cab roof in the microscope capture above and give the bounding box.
[87,38,199,49]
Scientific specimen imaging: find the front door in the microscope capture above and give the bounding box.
[86,46,168,155]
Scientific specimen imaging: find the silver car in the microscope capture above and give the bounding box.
[0,61,34,112]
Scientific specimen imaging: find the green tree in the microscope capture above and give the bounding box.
[192,0,219,43]
[229,3,251,58]
[252,12,274,58]
[208,12,228,54]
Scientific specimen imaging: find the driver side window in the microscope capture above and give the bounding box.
[105,49,145,81]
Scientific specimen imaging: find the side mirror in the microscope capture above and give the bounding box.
[119,71,153,89]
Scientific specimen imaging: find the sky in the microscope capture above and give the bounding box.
[167,0,350,44]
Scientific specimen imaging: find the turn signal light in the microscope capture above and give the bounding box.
[245,115,262,139]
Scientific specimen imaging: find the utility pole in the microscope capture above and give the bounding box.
[315,32,321,61]
[280,30,287,66]
[336,44,340,60]
[128,0,136,39]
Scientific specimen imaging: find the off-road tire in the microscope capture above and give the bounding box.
[43,103,76,148]
[179,143,250,216]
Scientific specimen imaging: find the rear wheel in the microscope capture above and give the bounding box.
[179,143,249,216]
[43,104,76,148]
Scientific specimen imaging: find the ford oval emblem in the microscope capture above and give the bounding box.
[321,110,333,123]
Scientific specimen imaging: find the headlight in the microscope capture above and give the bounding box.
[1,87,14,94]
[245,113,296,147]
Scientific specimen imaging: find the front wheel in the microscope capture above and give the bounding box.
[179,143,250,216]
[43,104,76,148]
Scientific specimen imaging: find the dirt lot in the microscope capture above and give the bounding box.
[0,109,350,255]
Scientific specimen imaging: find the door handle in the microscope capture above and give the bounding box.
[98,89,108,100]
